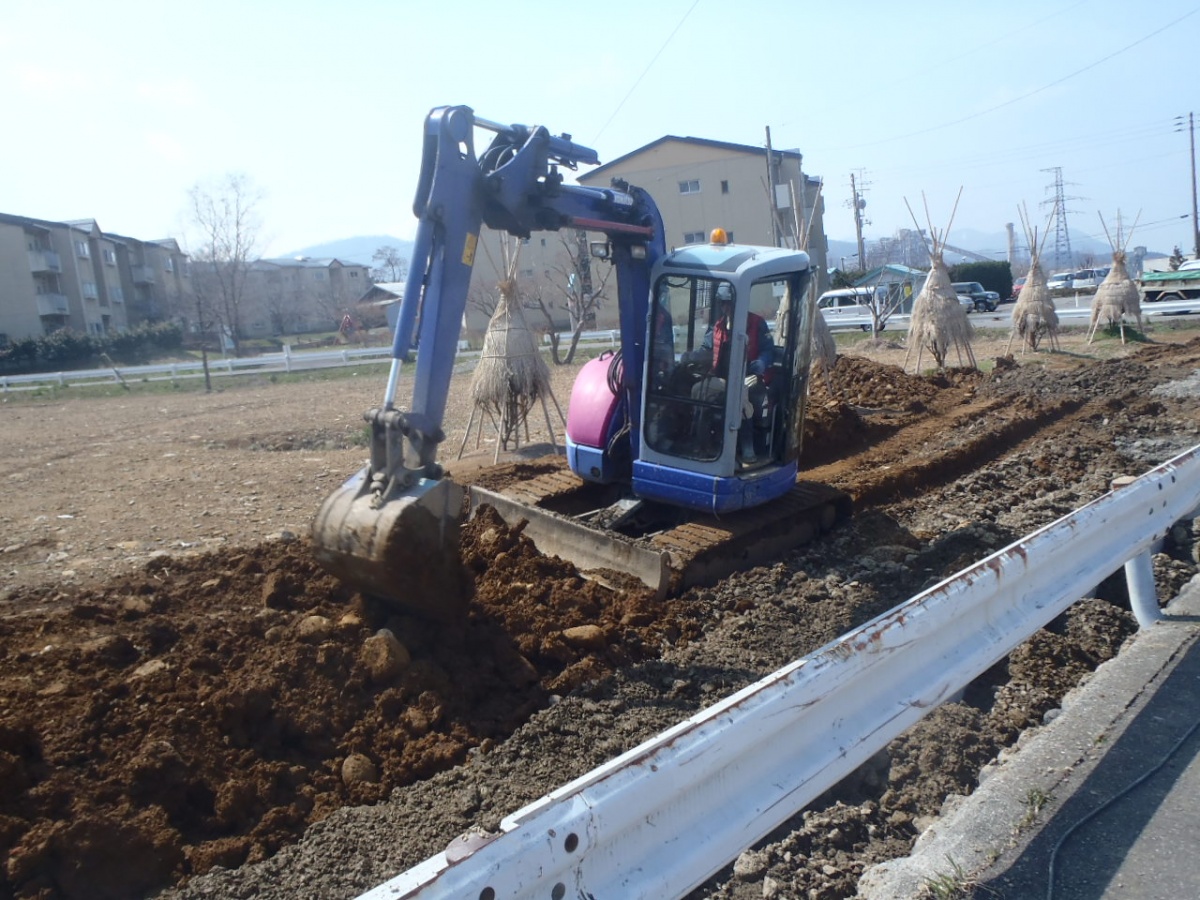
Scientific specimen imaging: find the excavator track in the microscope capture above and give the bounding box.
[468,470,850,598]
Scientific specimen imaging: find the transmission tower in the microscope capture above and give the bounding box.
[1039,167,1080,272]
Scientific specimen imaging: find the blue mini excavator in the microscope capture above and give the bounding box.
[311,106,849,617]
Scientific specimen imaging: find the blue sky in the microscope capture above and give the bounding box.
[3,0,1197,258]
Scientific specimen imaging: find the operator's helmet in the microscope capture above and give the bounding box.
[715,282,733,307]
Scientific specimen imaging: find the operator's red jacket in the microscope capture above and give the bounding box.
[709,311,772,380]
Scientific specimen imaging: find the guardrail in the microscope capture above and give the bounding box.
[0,332,635,393]
[361,444,1200,900]
[0,345,397,392]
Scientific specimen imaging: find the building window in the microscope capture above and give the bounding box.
[350,270,359,277]
[75,241,90,258]
[111,286,125,302]
[164,258,175,273]
[313,271,326,280]
[683,231,706,244]
[82,281,99,299]
[678,179,701,194]
[721,180,729,194]
[103,248,117,265]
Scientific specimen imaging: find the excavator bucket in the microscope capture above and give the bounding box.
[310,466,470,620]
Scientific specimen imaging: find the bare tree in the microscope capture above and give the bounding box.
[526,231,613,364]
[371,245,407,282]
[187,174,263,356]
[255,276,298,337]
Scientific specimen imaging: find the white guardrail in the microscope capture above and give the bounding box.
[0,332,630,393]
[3,303,1193,389]
[0,345,396,392]
[824,295,1200,331]
[360,444,1200,900]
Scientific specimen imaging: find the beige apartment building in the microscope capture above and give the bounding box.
[467,134,828,340]
[243,257,372,337]
[0,212,191,344]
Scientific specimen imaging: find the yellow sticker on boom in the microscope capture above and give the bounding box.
[462,233,478,267]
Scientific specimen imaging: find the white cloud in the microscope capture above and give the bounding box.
[144,131,187,164]
[136,79,203,108]
[15,63,94,96]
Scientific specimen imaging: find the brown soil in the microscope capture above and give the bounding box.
[3,324,1200,900]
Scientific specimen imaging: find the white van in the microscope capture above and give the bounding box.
[816,287,887,332]
[1069,268,1110,291]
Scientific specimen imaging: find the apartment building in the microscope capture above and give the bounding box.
[243,257,371,337]
[579,136,826,262]
[0,212,191,344]
[468,134,828,338]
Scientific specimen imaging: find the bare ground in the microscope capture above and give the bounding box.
[3,322,1200,900]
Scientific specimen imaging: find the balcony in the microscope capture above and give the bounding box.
[36,293,70,316]
[131,265,155,284]
[28,249,62,273]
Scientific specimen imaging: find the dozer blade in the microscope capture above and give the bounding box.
[311,467,470,619]
[468,473,851,599]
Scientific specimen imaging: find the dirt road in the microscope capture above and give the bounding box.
[3,325,1200,899]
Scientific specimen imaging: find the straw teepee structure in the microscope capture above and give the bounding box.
[1087,212,1143,345]
[903,192,977,373]
[1005,203,1061,354]
[459,237,565,462]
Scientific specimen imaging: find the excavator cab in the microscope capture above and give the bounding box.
[565,235,817,516]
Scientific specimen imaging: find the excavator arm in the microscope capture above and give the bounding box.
[312,105,665,617]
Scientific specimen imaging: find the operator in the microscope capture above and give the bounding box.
[649,290,676,391]
[686,284,774,462]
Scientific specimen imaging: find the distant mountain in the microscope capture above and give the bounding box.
[282,235,414,268]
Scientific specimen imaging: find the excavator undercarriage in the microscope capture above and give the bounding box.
[467,464,851,599]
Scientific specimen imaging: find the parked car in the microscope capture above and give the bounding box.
[951,282,999,312]
[1069,268,1110,291]
[816,288,887,332]
[1046,272,1074,292]
[1011,276,1027,300]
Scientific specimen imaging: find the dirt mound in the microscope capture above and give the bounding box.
[0,506,707,898]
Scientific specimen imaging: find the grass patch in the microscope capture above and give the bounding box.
[922,856,994,899]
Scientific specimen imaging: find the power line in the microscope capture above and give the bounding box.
[590,0,701,145]
[823,7,1200,154]
[773,0,1090,133]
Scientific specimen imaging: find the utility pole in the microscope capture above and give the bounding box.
[1180,112,1200,259]
[849,170,868,271]
[764,126,780,247]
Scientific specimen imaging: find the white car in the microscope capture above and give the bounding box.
[816,288,888,332]
[1068,268,1110,291]
[1046,272,1074,292]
